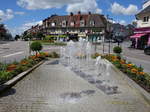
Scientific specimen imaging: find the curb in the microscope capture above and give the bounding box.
[106,59,150,104]
[0,61,44,93]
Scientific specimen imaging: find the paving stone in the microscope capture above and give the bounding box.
[0,60,149,112]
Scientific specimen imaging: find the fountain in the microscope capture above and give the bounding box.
[60,38,118,95]
[86,42,92,70]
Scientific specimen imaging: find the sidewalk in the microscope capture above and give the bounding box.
[0,59,149,112]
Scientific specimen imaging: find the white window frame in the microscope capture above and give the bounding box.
[62,20,67,27]
[90,21,95,26]
[51,22,55,27]
[70,22,75,27]
[80,20,85,27]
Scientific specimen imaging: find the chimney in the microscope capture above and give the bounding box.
[70,12,73,16]
[78,11,81,15]
[89,12,91,15]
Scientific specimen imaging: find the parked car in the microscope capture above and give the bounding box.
[144,46,150,55]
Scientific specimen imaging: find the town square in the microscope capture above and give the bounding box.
[0,0,150,112]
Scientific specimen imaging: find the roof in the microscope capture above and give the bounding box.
[43,14,107,28]
[136,5,150,18]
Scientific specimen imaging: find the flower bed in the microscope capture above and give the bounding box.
[0,52,60,85]
[92,53,150,93]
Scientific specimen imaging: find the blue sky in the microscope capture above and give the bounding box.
[0,0,145,36]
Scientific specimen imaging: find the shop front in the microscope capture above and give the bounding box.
[130,27,150,49]
[88,34,102,42]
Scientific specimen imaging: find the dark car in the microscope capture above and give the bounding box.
[144,46,150,55]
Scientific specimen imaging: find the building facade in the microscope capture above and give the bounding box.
[26,12,109,41]
[130,0,150,49]
[136,0,150,28]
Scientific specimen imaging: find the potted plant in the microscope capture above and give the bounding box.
[113,46,122,59]
[30,41,43,56]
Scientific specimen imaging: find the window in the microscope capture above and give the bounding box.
[51,22,55,27]
[46,21,48,27]
[143,16,149,22]
[90,21,95,26]
[80,20,85,27]
[62,20,67,27]
[70,22,75,27]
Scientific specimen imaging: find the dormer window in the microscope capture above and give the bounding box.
[80,20,85,27]
[62,20,67,27]
[90,21,95,26]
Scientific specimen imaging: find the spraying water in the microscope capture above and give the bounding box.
[60,38,118,95]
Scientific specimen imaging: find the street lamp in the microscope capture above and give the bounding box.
[101,30,105,54]
[107,15,113,54]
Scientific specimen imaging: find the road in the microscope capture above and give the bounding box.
[0,41,60,63]
[122,42,150,74]
[0,41,29,63]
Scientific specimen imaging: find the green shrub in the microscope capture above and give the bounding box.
[0,63,7,71]
[26,63,33,68]
[28,59,36,65]
[13,65,23,75]
[145,75,150,87]
[49,52,60,58]
[0,71,12,82]
[30,41,43,55]
[113,46,122,54]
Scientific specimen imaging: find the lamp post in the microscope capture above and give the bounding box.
[107,15,113,54]
[101,30,105,54]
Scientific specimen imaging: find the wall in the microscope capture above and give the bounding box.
[137,13,150,28]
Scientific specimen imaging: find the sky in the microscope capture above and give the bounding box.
[0,0,145,36]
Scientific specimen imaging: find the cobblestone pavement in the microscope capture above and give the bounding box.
[0,59,149,112]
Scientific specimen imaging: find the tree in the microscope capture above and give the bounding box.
[23,33,33,41]
[36,32,45,40]
[30,41,43,56]
[0,24,13,41]
[5,33,13,40]
[113,46,122,54]
[15,35,20,41]
[0,24,7,40]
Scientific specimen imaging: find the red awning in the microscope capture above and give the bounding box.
[130,33,146,38]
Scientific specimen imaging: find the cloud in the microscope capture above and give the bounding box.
[9,20,42,36]
[15,11,25,15]
[66,0,102,14]
[119,20,126,25]
[17,0,82,10]
[17,0,102,13]
[0,9,25,21]
[0,9,14,21]
[111,2,138,15]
